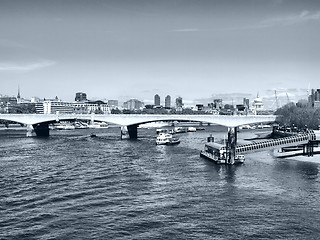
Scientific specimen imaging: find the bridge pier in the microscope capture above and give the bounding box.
[127,124,138,139]
[32,123,50,137]
[226,127,237,164]
[26,124,35,137]
[121,125,138,139]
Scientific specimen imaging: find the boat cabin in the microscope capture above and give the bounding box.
[203,142,226,159]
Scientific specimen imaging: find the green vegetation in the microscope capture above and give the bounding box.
[275,101,320,130]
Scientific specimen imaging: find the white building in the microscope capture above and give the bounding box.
[35,99,110,114]
[36,99,74,114]
[252,94,264,115]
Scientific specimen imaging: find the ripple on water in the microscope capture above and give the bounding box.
[1,128,320,239]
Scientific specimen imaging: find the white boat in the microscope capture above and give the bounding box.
[139,122,168,129]
[174,127,187,133]
[54,123,75,130]
[156,133,180,145]
[200,142,245,164]
[74,121,89,129]
[88,122,109,129]
[187,127,197,132]
[239,124,254,130]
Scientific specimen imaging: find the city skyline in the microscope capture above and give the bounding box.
[1,0,319,105]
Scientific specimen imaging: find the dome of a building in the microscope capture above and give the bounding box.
[253,97,263,104]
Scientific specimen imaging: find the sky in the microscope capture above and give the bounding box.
[0,0,320,107]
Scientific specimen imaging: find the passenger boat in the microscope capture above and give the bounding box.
[156,133,180,145]
[200,142,245,164]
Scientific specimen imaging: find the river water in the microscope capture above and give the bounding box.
[1,126,320,239]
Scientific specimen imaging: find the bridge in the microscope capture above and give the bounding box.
[0,113,276,137]
[1,113,278,164]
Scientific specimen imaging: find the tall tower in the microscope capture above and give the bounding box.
[175,97,183,109]
[165,95,171,108]
[154,94,160,106]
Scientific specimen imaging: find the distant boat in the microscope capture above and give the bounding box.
[187,127,197,132]
[88,122,109,129]
[239,124,254,130]
[156,128,168,134]
[174,127,187,133]
[54,123,75,130]
[90,133,97,138]
[156,133,180,145]
[139,121,168,129]
[74,121,89,129]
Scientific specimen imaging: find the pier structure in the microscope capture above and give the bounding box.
[223,130,320,160]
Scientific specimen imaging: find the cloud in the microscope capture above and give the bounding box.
[260,10,320,27]
[0,60,56,72]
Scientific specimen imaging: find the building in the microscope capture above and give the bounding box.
[195,104,204,111]
[165,95,171,109]
[175,97,183,110]
[0,96,18,113]
[154,94,160,106]
[75,92,87,102]
[123,99,144,111]
[252,94,264,115]
[243,98,250,109]
[107,100,119,109]
[309,89,320,108]
[73,100,110,114]
[213,99,223,110]
[36,98,74,114]
[36,98,110,114]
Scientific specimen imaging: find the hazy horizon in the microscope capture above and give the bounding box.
[1,0,319,107]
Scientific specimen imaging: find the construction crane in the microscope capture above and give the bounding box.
[274,90,280,109]
[286,92,290,104]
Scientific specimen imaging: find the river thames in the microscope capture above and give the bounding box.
[1,126,320,239]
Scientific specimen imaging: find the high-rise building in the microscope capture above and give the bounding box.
[75,92,87,102]
[309,89,320,108]
[175,97,183,109]
[243,98,250,109]
[154,94,160,106]
[165,95,171,108]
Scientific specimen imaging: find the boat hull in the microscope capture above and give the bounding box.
[200,150,245,164]
[156,139,180,145]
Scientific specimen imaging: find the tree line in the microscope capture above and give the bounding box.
[275,100,320,130]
